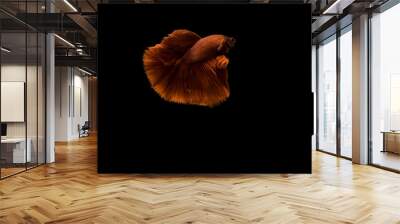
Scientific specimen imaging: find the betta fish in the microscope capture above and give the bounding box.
[143,29,236,107]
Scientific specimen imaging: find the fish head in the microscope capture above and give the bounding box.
[218,36,236,54]
[225,37,236,49]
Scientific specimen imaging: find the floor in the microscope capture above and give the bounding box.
[1,167,25,178]
[372,150,400,171]
[1,164,42,178]
[1,136,400,223]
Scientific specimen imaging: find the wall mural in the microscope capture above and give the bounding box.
[97,4,312,173]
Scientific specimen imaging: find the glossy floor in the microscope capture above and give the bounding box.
[372,150,400,171]
[0,135,400,223]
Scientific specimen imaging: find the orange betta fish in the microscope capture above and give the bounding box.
[143,29,236,107]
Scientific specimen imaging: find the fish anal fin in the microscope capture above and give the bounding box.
[215,55,229,69]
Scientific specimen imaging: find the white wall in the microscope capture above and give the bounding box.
[1,65,40,137]
[1,65,27,140]
[55,66,70,141]
[72,73,89,138]
[1,63,46,164]
[55,66,89,141]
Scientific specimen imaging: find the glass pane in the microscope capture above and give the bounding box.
[1,32,27,177]
[38,32,45,165]
[318,37,337,154]
[371,4,400,171]
[340,29,352,158]
[27,31,38,169]
[312,46,317,150]
[26,0,38,169]
[73,69,88,139]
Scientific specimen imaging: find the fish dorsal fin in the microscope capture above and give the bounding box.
[161,29,201,55]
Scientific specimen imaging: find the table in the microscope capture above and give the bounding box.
[381,131,400,154]
[1,138,32,164]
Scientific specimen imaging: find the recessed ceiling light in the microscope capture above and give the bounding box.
[77,67,93,76]
[63,0,78,12]
[54,34,75,48]
[322,0,354,15]
[1,47,11,53]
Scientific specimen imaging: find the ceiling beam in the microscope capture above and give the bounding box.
[67,13,97,40]
[55,55,96,71]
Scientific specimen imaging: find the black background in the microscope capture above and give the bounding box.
[98,4,312,173]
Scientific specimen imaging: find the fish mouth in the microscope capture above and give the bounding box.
[228,37,236,48]
[222,37,236,54]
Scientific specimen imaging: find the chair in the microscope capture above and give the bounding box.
[79,121,90,138]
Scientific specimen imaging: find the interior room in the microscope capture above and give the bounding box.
[1,0,400,223]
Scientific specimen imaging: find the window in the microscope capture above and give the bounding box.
[370,3,400,171]
[339,28,352,158]
[317,36,337,154]
[312,46,317,150]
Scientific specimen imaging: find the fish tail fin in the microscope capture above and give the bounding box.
[143,30,201,100]
[163,57,230,107]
